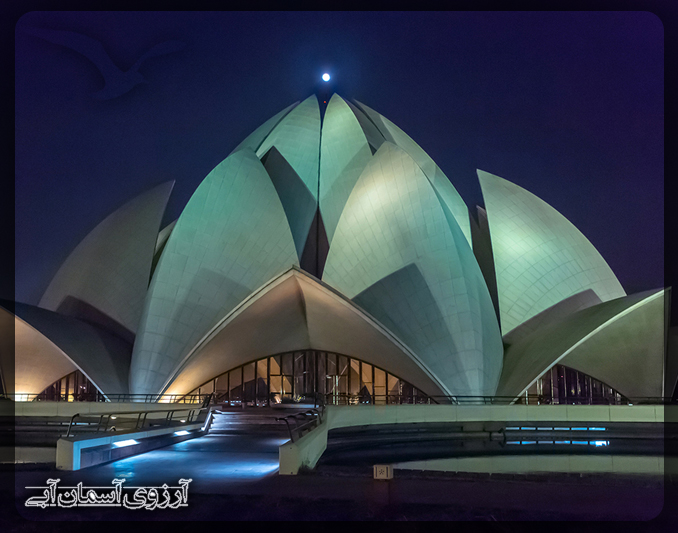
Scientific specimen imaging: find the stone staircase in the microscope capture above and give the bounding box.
[207,406,308,437]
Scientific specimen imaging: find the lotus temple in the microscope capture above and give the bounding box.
[3,93,673,407]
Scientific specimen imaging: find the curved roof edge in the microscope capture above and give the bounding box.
[478,169,626,335]
[256,95,321,199]
[39,180,175,336]
[319,94,374,244]
[497,288,667,399]
[130,148,300,395]
[502,288,603,347]
[352,99,472,247]
[3,302,131,395]
[323,141,502,396]
[161,266,451,399]
[229,100,300,156]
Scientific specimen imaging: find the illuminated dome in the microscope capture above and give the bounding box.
[3,93,670,404]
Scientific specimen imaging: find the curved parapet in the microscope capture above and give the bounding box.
[229,101,299,155]
[39,181,174,339]
[478,170,626,335]
[3,302,130,396]
[130,148,298,395]
[496,289,668,399]
[319,94,374,243]
[323,142,503,396]
[256,95,320,199]
[163,267,449,398]
[353,100,471,246]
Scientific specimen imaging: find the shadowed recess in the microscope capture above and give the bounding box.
[300,209,330,279]
[261,146,317,261]
[56,296,135,345]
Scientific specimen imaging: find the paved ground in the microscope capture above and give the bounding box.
[3,432,676,525]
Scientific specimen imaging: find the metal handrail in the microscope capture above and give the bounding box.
[275,395,326,442]
[65,406,211,438]
[2,392,212,403]
[320,393,678,406]
[276,410,321,443]
[6,391,674,406]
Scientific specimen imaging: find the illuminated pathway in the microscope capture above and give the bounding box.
[16,433,288,497]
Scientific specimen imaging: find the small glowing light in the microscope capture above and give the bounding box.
[110,416,117,420]
[174,430,189,436]
[322,73,330,82]
[520,427,535,430]
[571,427,587,431]
[113,439,138,448]
[593,440,608,446]
[180,419,186,423]
[589,427,606,431]
[521,441,536,445]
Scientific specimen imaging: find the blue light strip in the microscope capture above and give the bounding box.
[555,441,571,444]
[506,427,520,430]
[538,440,553,444]
[113,439,138,448]
[571,427,588,431]
[521,441,536,445]
[507,441,520,445]
[572,441,588,445]
[520,427,535,430]
[554,427,570,431]
[588,427,606,431]
[537,427,553,430]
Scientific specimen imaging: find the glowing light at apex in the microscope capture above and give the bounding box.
[174,430,189,436]
[322,73,330,82]
[113,439,139,448]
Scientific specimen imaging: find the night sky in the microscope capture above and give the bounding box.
[14,12,664,312]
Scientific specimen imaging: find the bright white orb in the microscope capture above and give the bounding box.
[322,73,330,82]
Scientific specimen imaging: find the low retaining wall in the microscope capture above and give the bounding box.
[278,418,329,475]
[56,423,204,470]
[394,454,665,475]
[278,404,669,475]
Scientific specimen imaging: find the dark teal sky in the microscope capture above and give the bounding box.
[13,11,664,306]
